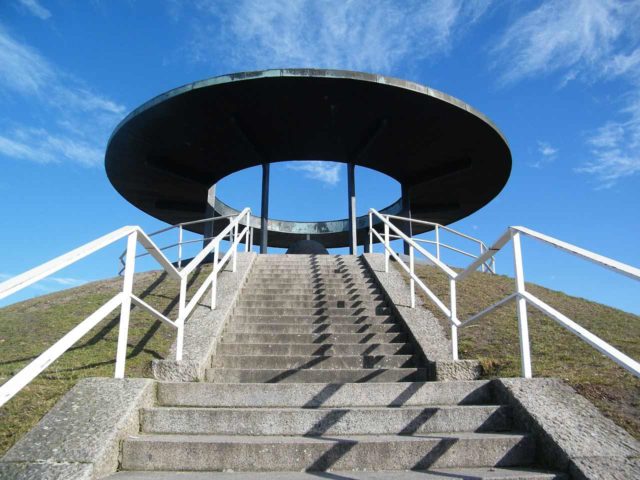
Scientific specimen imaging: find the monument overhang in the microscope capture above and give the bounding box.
[105,69,511,249]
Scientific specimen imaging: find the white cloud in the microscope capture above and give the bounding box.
[185,0,490,73]
[492,0,640,84]
[0,26,125,167]
[530,140,558,168]
[17,0,52,20]
[286,161,342,186]
[577,96,640,188]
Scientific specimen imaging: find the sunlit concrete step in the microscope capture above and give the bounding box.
[251,266,368,272]
[157,381,494,408]
[210,354,416,369]
[233,307,391,316]
[220,332,408,344]
[205,368,429,383]
[241,293,385,302]
[245,287,382,295]
[245,279,379,287]
[236,300,387,309]
[121,432,534,471]
[105,467,568,480]
[215,342,414,356]
[141,405,512,435]
[232,314,396,324]
[225,323,402,334]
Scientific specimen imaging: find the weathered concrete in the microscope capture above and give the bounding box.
[141,404,511,435]
[205,367,429,383]
[362,253,481,380]
[0,377,155,480]
[152,252,256,381]
[121,432,534,471]
[493,378,640,479]
[157,380,494,408]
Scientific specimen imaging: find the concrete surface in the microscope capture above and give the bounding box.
[0,377,155,480]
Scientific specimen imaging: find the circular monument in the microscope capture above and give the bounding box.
[105,69,511,251]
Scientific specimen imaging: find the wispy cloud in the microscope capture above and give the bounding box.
[0,272,86,295]
[183,0,490,73]
[17,0,52,20]
[530,140,558,168]
[576,95,640,188]
[492,0,639,85]
[0,25,125,167]
[286,161,342,187]
[492,1,640,187]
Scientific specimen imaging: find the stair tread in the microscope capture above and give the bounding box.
[105,468,566,480]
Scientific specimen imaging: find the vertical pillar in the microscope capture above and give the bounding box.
[401,183,412,255]
[260,163,270,254]
[347,163,357,255]
[203,184,216,248]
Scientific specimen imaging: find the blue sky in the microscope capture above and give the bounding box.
[0,0,639,314]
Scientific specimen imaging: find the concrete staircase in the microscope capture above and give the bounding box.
[109,255,566,479]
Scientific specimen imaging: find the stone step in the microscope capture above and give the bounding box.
[251,266,368,272]
[105,467,568,480]
[249,274,373,281]
[221,332,408,344]
[210,354,416,369]
[141,405,512,436]
[244,287,382,295]
[225,323,402,334]
[205,368,429,383]
[157,381,494,408]
[121,432,534,471]
[215,342,414,356]
[240,293,385,302]
[245,279,378,287]
[236,300,387,309]
[233,307,391,316]
[232,314,396,324]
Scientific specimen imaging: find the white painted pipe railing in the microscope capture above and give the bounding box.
[369,208,640,379]
[0,208,252,407]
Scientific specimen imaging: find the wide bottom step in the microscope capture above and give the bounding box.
[106,468,567,480]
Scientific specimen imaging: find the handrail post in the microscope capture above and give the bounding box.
[232,221,238,273]
[450,278,459,361]
[175,275,186,361]
[115,230,137,379]
[480,243,485,273]
[211,246,219,309]
[384,218,390,273]
[368,211,373,253]
[435,225,440,261]
[409,245,415,308]
[512,231,532,378]
[178,225,183,269]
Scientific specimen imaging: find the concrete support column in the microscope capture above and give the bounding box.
[260,163,270,254]
[203,183,216,248]
[401,183,413,255]
[347,163,357,255]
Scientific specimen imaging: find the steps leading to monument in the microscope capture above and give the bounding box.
[113,254,566,478]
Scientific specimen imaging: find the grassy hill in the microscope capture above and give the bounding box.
[401,263,640,439]
[0,265,213,456]
[0,261,638,457]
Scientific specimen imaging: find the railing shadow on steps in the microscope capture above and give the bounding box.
[0,208,252,407]
[368,208,640,379]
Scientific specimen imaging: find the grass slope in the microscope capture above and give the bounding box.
[401,263,640,439]
[0,265,213,456]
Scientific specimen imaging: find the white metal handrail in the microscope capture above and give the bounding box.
[369,208,640,379]
[379,213,495,273]
[0,208,252,407]
[118,213,241,272]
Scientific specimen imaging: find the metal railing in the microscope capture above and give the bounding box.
[118,213,243,273]
[380,213,495,273]
[369,208,640,379]
[0,208,252,407]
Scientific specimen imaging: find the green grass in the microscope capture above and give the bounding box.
[0,265,213,456]
[401,262,640,439]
